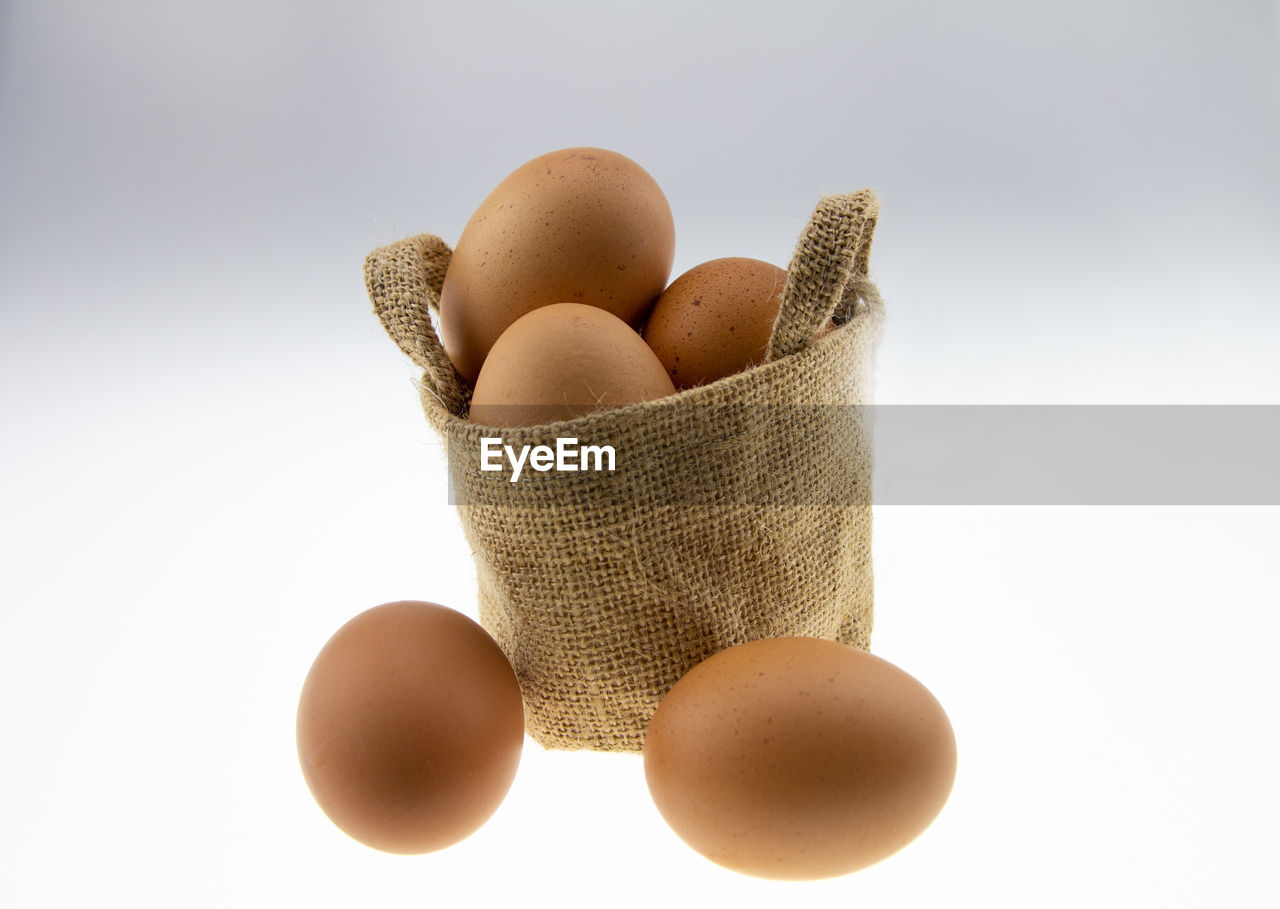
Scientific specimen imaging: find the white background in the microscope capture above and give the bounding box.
[2,1,1278,906]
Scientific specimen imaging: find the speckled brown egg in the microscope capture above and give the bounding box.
[296,601,524,854]
[641,257,789,388]
[469,303,676,427]
[644,637,956,880]
[439,147,676,386]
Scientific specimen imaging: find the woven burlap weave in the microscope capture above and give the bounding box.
[365,190,884,752]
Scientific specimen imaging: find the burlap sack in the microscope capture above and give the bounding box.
[365,190,884,752]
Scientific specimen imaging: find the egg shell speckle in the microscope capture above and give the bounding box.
[296,601,525,854]
[440,147,675,385]
[469,303,675,427]
[642,257,789,388]
[643,636,956,880]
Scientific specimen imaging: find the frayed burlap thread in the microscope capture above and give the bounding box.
[364,190,885,752]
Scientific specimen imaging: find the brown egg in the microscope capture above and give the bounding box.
[642,257,789,388]
[469,303,676,427]
[440,147,676,386]
[296,601,524,854]
[644,637,956,880]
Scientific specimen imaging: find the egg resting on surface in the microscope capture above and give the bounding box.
[296,601,524,854]
[439,146,676,386]
[642,257,789,388]
[643,636,956,880]
[469,302,676,427]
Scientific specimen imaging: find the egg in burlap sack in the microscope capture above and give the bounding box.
[365,190,884,752]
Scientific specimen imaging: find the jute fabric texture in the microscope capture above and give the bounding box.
[365,190,884,751]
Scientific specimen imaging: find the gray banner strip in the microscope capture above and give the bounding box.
[446,406,1280,505]
[872,405,1279,505]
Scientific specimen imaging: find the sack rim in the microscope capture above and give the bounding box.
[431,283,884,439]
